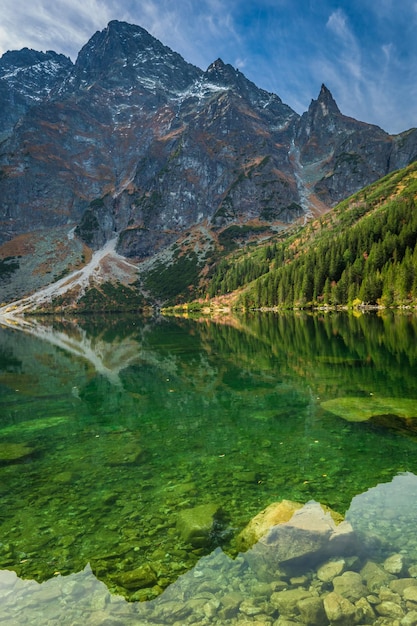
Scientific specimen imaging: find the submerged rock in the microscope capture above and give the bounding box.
[246,501,356,573]
[321,396,417,424]
[176,503,224,548]
[297,595,327,626]
[317,558,346,582]
[323,591,359,625]
[332,570,368,602]
[401,610,417,626]
[114,563,157,590]
[236,499,303,552]
[271,588,313,617]
[361,560,395,593]
[384,553,405,575]
[0,442,35,462]
[375,599,405,619]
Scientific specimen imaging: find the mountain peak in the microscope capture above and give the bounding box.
[2,17,417,292]
[316,83,340,115]
[204,57,268,102]
[0,47,72,141]
[63,20,201,95]
[104,20,157,45]
[208,58,226,70]
[205,58,237,83]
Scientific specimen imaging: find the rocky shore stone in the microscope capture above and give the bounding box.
[297,596,327,625]
[404,587,417,603]
[401,610,417,625]
[361,560,395,592]
[218,590,245,619]
[384,553,405,575]
[375,599,405,618]
[390,579,417,595]
[271,588,313,617]
[355,596,376,622]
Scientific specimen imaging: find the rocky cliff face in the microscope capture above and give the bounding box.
[1,20,417,264]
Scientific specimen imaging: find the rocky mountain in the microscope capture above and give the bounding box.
[0,20,417,306]
[294,84,417,205]
[0,48,72,143]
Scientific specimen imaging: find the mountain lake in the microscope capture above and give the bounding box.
[1,311,417,624]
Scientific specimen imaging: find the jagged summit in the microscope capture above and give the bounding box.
[0,48,71,72]
[204,57,251,93]
[203,56,290,114]
[0,47,72,92]
[316,83,341,115]
[61,20,201,95]
[205,58,236,82]
[305,83,341,121]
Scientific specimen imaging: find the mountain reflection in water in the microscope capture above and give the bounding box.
[1,311,417,622]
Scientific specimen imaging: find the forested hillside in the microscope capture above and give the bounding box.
[202,161,417,309]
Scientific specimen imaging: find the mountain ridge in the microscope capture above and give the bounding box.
[0,20,416,309]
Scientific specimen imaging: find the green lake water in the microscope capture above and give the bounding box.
[1,311,417,624]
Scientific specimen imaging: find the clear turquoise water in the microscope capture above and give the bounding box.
[1,311,417,619]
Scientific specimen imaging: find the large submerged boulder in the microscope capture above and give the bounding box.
[241,500,357,576]
[235,499,303,552]
[321,396,417,425]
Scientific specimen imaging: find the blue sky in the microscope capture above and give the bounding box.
[1,0,416,134]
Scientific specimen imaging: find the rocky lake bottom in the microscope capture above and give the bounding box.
[1,312,417,624]
[4,484,417,626]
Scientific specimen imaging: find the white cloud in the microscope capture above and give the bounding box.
[0,0,114,58]
[326,9,350,41]
[234,57,247,69]
[382,43,394,61]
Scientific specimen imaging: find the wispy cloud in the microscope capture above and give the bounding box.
[326,9,362,81]
[326,9,351,41]
[234,57,247,69]
[0,0,112,58]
